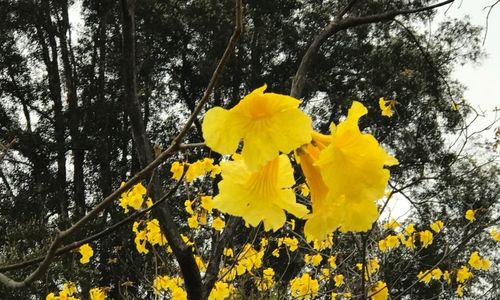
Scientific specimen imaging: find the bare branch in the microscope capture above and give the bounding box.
[290,0,455,98]
[0,171,185,273]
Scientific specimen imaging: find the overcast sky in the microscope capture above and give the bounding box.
[382,1,500,221]
[443,1,499,129]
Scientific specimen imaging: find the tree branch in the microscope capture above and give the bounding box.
[0,171,185,273]
[290,0,455,98]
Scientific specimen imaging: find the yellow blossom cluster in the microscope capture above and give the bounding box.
[369,281,389,300]
[430,220,444,233]
[201,86,397,240]
[490,227,500,241]
[356,258,380,280]
[46,282,107,300]
[378,97,397,117]
[118,182,151,213]
[152,275,187,299]
[304,253,323,267]
[132,219,167,254]
[77,243,93,264]
[46,282,78,300]
[290,273,319,299]
[378,234,400,252]
[256,268,275,291]
[170,158,221,182]
[184,195,225,231]
[468,251,490,270]
[209,281,234,300]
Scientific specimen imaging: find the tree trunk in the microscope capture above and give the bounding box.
[119,0,205,298]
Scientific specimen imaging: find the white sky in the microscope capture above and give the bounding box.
[382,1,500,221]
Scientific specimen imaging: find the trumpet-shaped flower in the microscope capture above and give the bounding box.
[213,155,309,231]
[202,85,312,170]
[314,101,397,233]
[298,142,338,241]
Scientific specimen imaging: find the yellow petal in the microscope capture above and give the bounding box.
[202,107,246,154]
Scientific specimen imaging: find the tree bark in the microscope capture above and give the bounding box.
[119,0,205,298]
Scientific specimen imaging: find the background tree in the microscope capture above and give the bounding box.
[0,0,498,299]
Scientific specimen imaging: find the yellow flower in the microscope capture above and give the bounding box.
[134,229,149,254]
[213,155,309,231]
[146,219,167,246]
[404,223,415,235]
[417,270,432,284]
[298,141,335,242]
[430,220,444,233]
[223,248,233,257]
[401,235,416,250]
[272,248,280,257]
[188,214,199,229]
[209,281,233,300]
[431,268,442,280]
[195,255,206,272]
[370,281,389,300]
[334,274,344,287]
[212,217,225,231]
[46,293,57,300]
[62,282,77,296]
[358,258,380,279]
[378,97,397,117]
[314,101,398,233]
[305,253,322,266]
[118,182,147,213]
[260,237,269,248]
[456,284,464,297]
[184,199,194,215]
[456,266,472,283]
[299,183,310,197]
[328,256,337,269]
[201,196,215,212]
[385,235,400,249]
[290,273,319,299]
[202,84,313,171]
[490,227,500,242]
[170,161,184,180]
[78,244,93,264]
[283,237,299,252]
[468,251,490,270]
[465,209,476,222]
[419,230,433,248]
[186,160,206,182]
[383,219,400,230]
[256,268,275,291]
[443,270,451,284]
[89,287,106,300]
[378,239,388,252]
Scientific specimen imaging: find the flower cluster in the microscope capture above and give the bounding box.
[118,182,151,213]
[46,282,107,300]
[132,219,167,254]
[153,275,187,299]
[202,85,397,241]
